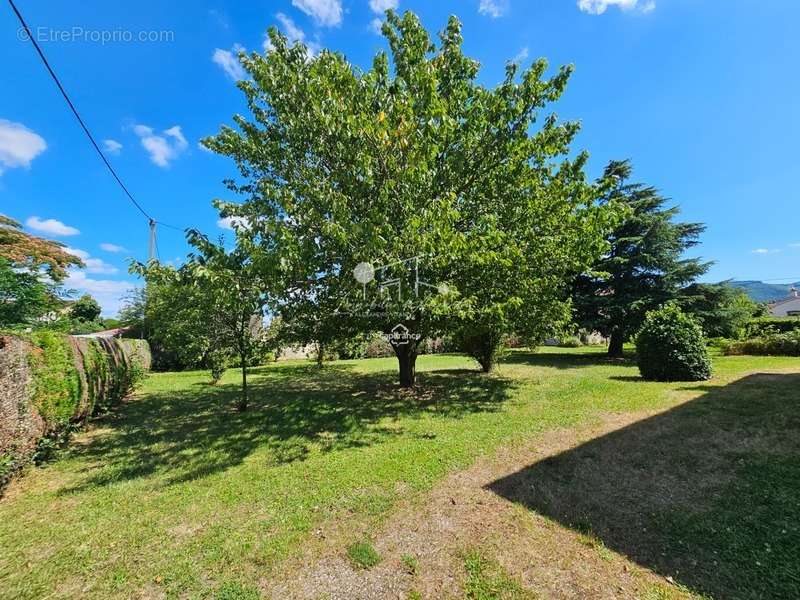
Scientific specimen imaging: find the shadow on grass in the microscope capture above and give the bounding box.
[487,372,800,599]
[60,362,517,492]
[501,348,635,370]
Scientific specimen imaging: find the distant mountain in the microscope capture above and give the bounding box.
[729,280,800,303]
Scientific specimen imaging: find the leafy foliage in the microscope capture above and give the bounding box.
[680,282,759,339]
[0,214,82,281]
[0,215,85,328]
[27,330,82,427]
[635,303,712,381]
[574,161,709,356]
[0,259,63,328]
[119,276,212,371]
[69,293,102,323]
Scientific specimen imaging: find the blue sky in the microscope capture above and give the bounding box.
[2,0,799,315]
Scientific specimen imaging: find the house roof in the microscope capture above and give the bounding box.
[770,295,800,308]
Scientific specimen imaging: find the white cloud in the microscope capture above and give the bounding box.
[277,12,307,43]
[369,0,398,13]
[790,242,800,248]
[267,13,321,57]
[65,247,118,274]
[133,124,188,167]
[291,0,342,27]
[64,247,89,260]
[369,17,384,34]
[212,44,246,80]
[217,216,249,230]
[577,0,655,15]
[512,46,529,64]
[479,0,508,18]
[64,270,134,316]
[752,248,781,255]
[103,139,123,155]
[0,119,47,174]
[84,258,117,274]
[26,216,79,236]
[100,242,127,253]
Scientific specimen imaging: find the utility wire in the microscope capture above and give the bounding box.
[8,0,153,221]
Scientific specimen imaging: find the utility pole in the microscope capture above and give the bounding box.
[148,219,157,261]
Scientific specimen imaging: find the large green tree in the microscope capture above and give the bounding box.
[205,10,618,385]
[573,160,709,356]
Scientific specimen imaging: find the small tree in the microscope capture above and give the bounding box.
[133,235,273,409]
[636,303,712,381]
[184,231,274,411]
[574,161,710,357]
[70,294,102,323]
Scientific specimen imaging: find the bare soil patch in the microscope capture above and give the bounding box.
[267,409,691,599]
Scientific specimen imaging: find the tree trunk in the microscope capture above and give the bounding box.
[316,342,324,367]
[608,328,625,357]
[238,360,248,411]
[478,354,494,373]
[393,342,418,388]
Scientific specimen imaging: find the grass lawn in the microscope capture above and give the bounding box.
[0,348,798,599]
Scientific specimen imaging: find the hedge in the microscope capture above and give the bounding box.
[0,332,150,493]
[746,316,800,338]
[723,329,800,357]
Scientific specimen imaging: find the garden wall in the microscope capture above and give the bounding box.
[0,332,150,493]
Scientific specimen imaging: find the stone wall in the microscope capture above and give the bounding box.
[0,333,150,493]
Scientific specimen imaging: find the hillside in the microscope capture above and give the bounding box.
[730,280,799,303]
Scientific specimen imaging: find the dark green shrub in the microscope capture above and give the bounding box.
[724,330,800,356]
[635,303,712,381]
[454,327,506,372]
[364,334,394,358]
[208,351,228,385]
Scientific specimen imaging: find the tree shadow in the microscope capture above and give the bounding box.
[60,362,517,493]
[501,349,635,370]
[487,373,800,599]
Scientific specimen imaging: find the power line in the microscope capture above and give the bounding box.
[8,0,157,223]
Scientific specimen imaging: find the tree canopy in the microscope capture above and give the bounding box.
[70,294,102,323]
[0,214,83,328]
[0,214,82,281]
[680,281,760,339]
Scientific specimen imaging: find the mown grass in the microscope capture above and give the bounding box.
[0,348,798,599]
